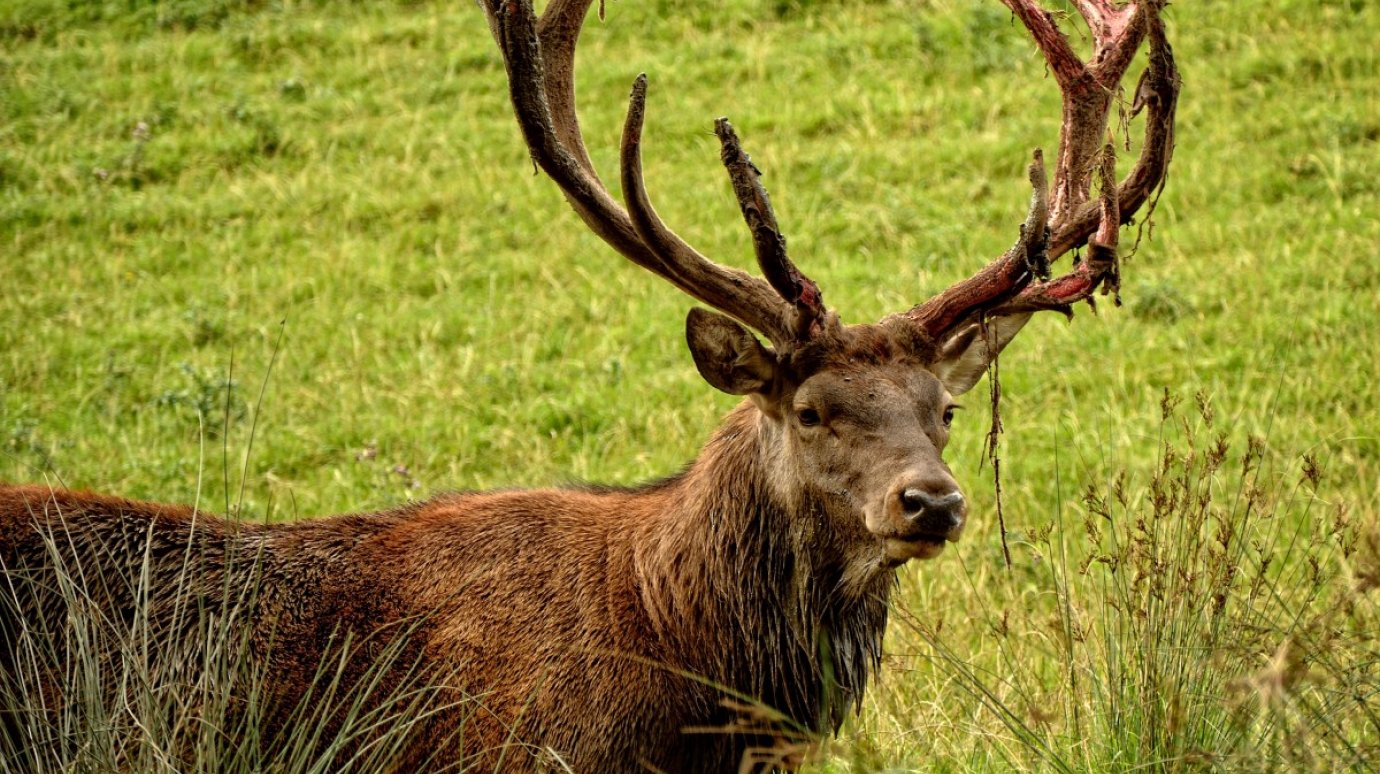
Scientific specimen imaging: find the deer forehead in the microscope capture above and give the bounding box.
[792,364,950,422]
[782,322,946,410]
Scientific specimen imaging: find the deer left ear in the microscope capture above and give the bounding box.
[685,308,779,395]
[929,313,1033,396]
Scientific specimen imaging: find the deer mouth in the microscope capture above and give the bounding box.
[880,534,949,566]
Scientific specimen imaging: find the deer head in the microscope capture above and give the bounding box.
[482,0,1178,571]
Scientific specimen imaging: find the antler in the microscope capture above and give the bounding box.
[482,0,827,351]
[904,0,1179,339]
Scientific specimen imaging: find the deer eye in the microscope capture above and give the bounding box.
[796,408,822,427]
[942,406,958,428]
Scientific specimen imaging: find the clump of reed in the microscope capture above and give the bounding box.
[883,390,1378,771]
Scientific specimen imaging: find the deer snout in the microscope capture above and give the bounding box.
[897,486,966,542]
[868,476,968,562]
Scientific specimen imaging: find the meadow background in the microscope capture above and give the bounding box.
[2,0,1377,769]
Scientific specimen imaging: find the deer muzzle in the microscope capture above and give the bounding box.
[871,476,967,565]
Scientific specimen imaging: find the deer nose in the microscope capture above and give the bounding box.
[899,488,966,540]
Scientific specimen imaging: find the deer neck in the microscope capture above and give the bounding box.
[634,401,893,731]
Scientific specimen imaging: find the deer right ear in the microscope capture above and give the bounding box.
[685,308,778,396]
[929,312,1033,396]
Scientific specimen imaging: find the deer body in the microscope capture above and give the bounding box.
[4,401,896,771]
[2,0,1178,770]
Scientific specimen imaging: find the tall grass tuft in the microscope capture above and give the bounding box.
[888,391,1378,771]
[0,510,480,773]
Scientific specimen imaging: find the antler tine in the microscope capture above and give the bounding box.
[533,0,602,180]
[485,0,820,351]
[906,0,1177,342]
[485,0,647,263]
[1050,12,1178,257]
[1000,0,1085,87]
[620,76,800,346]
[716,119,827,342]
[902,153,1049,336]
[991,143,1121,316]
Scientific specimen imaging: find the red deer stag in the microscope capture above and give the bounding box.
[0,0,1177,770]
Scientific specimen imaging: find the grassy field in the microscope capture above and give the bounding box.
[3,0,1378,769]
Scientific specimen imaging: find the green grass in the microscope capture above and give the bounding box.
[2,0,1378,769]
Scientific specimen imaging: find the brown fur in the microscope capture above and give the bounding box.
[1,321,1000,771]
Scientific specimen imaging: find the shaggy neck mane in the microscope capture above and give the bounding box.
[634,402,894,733]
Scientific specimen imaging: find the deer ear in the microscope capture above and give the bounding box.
[929,313,1033,396]
[685,308,778,395]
